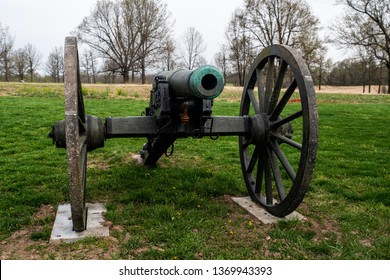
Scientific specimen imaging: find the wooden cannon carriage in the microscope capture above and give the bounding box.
[49,37,318,232]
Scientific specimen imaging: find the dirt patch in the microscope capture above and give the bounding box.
[223,196,343,258]
[317,85,382,94]
[88,157,111,170]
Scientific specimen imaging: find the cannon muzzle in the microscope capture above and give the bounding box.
[158,65,225,99]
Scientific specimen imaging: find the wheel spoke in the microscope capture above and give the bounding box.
[247,145,259,174]
[78,116,86,134]
[268,59,288,114]
[265,56,275,113]
[270,79,297,121]
[264,151,273,205]
[77,64,85,123]
[256,68,266,113]
[267,145,286,200]
[271,110,303,129]
[241,136,251,149]
[271,131,302,150]
[255,148,265,193]
[247,89,260,115]
[270,141,296,181]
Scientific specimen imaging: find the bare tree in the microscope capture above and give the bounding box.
[76,0,173,83]
[24,43,42,82]
[331,0,390,93]
[243,0,321,65]
[131,0,173,83]
[81,49,98,83]
[0,23,15,81]
[76,0,136,83]
[13,48,28,81]
[0,23,14,57]
[46,47,64,83]
[214,44,230,84]
[299,30,325,70]
[179,27,206,70]
[101,58,121,83]
[299,30,327,89]
[225,9,255,86]
[357,46,376,93]
[159,36,176,71]
[328,57,385,87]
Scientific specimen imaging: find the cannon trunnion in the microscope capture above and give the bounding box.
[50,37,318,232]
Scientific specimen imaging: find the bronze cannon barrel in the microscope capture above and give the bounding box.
[158,65,225,99]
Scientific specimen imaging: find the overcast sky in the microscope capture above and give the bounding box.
[0,0,349,67]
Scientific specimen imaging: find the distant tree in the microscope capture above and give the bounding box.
[0,23,14,58]
[377,60,386,93]
[76,0,173,83]
[214,44,230,84]
[328,58,384,87]
[322,59,334,87]
[13,48,28,81]
[46,47,64,83]
[225,9,255,86]
[310,54,331,90]
[158,36,176,71]
[131,0,173,83]
[299,31,327,89]
[81,49,98,83]
[243,0,321,66]
[101,58,120,83]
[24,43,42,82]
[76,0,136,83]
[299,30,326,70]
[0,23,15,81]
[331,0,390,93]
[357,46,376,93]
[179,27,206,70]
[329,59,359,86]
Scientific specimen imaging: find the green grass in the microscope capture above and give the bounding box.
[0,87,389,259]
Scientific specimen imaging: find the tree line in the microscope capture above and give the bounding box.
[0,0,389,93]
[0,23,42,82]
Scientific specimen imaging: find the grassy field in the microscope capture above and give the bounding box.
[0,82,389,259]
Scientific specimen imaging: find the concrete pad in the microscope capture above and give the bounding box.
[131,153,144,165]
[231,196,306,224]
[50,203,109,243]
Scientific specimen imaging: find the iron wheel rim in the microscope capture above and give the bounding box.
[64,37,88,232]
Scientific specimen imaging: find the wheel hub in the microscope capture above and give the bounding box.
[48,115,105,152]
[249,114,269,145]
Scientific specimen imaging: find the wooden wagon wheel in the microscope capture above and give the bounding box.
[64,37,88,232]
[239,44,318,217]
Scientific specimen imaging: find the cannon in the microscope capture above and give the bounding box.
[49,37,318,232]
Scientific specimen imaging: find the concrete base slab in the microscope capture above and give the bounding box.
[232,196,306,224]
[131,153,144,165]
[50,203,109,243]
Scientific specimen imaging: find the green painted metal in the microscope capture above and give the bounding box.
[159,65,225,99]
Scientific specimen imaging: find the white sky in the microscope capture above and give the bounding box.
[0,0,349,68]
